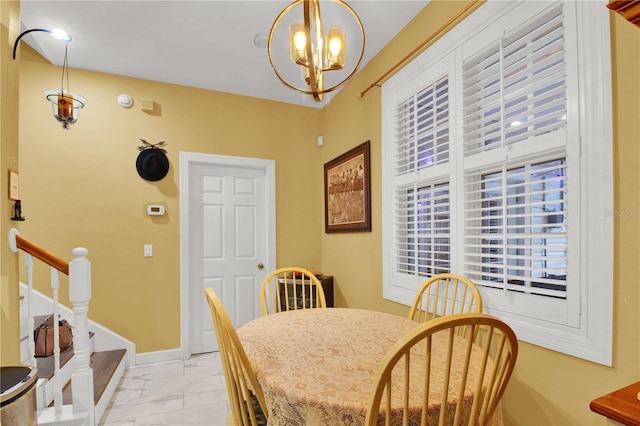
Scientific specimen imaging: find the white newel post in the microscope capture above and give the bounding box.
[68,247,95,426]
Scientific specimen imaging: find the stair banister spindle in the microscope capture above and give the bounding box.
[24,253,36,367]
[51,267,64,415]
[69,247,95,425]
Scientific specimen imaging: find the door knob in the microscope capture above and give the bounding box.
[257,263,264,270]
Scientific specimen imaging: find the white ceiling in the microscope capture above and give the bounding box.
[17,0,428,108]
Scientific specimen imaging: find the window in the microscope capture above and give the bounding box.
[382,0,613,365]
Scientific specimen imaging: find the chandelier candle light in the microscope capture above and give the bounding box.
[268,0,365,101]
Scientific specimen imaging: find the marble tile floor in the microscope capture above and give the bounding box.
[100,352,231,426]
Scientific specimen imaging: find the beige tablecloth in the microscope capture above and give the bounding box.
[237,308,502,426]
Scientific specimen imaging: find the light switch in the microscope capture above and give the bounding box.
[144,244,153,257]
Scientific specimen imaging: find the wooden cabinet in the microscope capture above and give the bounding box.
[278,275,334,310]
[317,275,334,307]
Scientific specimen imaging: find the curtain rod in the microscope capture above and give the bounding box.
[357,0,480,100]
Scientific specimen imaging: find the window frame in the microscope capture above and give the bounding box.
[382,0,613,365]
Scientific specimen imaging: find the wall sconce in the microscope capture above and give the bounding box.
[268,0,365,102]
[43,43,87,130]
[13,28,87,130]
[12,28,71,59]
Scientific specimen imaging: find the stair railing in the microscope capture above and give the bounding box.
[9,228,95,425]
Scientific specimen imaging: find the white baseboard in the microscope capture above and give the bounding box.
[135,348,183,366]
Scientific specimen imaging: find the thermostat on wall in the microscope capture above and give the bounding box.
[147,205,165,216]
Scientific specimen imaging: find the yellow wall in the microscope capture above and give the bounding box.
[318,1,486,317]
[17,47,322,353]
[3,1,639,424]
[318,2,640,425]
[0,0,21,366]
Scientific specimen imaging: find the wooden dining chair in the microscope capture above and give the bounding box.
[365,313,518,426]
[408,273,483,326]
[259,267,327,316]
[204,288,269,426]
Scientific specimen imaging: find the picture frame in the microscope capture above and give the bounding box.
[324,141,371,233]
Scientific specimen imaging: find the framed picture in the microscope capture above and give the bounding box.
[324,141,371,233]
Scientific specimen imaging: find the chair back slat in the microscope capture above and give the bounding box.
[260,267,326,315]
[409,274,483,339]
[365,313,518,426]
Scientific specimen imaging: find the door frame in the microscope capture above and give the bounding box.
[179,151,276,360]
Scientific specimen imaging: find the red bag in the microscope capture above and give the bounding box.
[33,315,74,357]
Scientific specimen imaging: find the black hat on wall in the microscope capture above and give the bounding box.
[136,148,169,181]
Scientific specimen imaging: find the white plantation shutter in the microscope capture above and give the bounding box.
[462,158,567,297]
[460,3,568,300]
[395,182,451,277]
[395,96,415,175]
[382,0,612,365]
[393,73,451,282]
[415,77,450,168]
[463,4,566,155]
[395,76,450,176]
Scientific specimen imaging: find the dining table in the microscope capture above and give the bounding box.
[236,308,503,426]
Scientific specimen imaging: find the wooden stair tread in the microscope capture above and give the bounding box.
[49,349,127,406]
[36,347,75,380]
[34,332,95,380]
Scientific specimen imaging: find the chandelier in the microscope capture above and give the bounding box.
[268,0,365,102]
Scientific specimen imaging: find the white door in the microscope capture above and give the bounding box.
[180,152,276,356]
